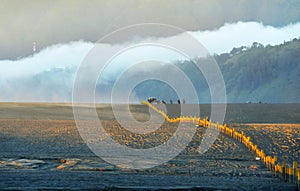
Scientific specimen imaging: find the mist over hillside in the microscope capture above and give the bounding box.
[129,38,300,103]
[0,27,299,103]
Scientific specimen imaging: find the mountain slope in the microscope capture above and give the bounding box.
[130,38,300,103]
[217,38,300,103]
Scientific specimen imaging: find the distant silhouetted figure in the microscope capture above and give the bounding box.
[182,99,186,104]
[170,99,173,104]
[148,97,157,103]
[177,99,181,104]
[162,100,166,104]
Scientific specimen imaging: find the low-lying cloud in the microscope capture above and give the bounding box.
[0,22,299,102]
[193,21,300,54]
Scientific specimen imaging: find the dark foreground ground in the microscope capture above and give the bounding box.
[0,103,299,190]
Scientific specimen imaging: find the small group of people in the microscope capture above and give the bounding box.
[147,97,186,104]
[162,99,185,104]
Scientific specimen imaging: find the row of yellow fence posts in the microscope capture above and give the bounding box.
[142,101,300,190]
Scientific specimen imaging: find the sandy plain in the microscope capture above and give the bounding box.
[0,103,299,190]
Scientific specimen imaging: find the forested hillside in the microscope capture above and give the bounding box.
[129,38,300,103]
[216,38,300,103]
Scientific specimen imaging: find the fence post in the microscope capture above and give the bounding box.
[293,161,298,184]
[261,151,265,162]
[297,169,300,191]
[246,136,250,149]
[282,162,287,181]
[272,156,277,174]
[266,156,270,169]
[276,164,282,180]
[275,164,279,177]
[288,167,293,183]
[240,131,243,143]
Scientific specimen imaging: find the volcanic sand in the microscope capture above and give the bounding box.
[0,103,299,190]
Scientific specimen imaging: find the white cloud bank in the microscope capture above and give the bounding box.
[0,21,299,102]
[193,21,300,54]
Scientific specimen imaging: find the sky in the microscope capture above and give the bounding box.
[1,0,300,60]
[0,21,299,102]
